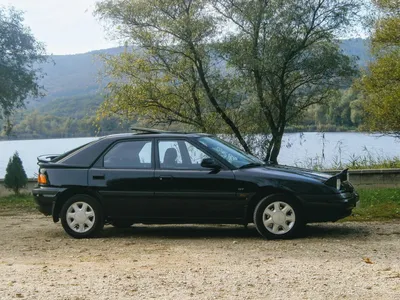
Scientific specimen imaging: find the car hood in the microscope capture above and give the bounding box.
[240,164,332,183]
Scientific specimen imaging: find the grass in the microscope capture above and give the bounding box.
[297,155,400,171]
[344,188,400,222]
[295,144,400,171]
[0,193,36,212]
[344,156,400,170]
[0,189,399,221]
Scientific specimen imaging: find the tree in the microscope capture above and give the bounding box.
[358,0,400,136]
[326,88,361,127]
[4,152,28,195]
[2,115,13,137]
[0,7,47,131]
[213,0,360,162]
[95,0,361,163]
[95,0,253,152]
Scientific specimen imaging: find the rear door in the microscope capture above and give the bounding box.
[88,139,155,218]
[152,138,242,221]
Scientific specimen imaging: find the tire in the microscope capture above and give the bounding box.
[111,220,133,228]
[60,194,104,239]
[253,194,304,239]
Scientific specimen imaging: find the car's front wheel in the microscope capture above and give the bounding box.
[253,194,303,239]
[60,194,104,239]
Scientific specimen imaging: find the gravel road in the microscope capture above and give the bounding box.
[0,212,399,300]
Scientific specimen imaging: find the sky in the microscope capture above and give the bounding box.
[0,0,118,55]
[1,0,369,56]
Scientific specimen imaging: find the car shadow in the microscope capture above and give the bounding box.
[101,224,261,240]
[300,223,371,240]
[99,223,371,240]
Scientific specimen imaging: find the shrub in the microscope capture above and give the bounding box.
[4,152,28,195]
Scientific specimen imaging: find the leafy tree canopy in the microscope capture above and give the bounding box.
[95,0,362,163]
[359,0,400,136]
[96,0,254,153]
[0,7,47,122]
[214,0,360,161]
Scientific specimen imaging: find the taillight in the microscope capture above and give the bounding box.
[38,174,48,185]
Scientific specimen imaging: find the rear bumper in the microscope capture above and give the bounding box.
[32,187,66,216]
[300,191,359,222]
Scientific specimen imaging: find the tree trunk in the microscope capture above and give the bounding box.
[4,116,13,138]
[190,46,251,153]
[264,130,284,164]
[269,133,283,164]
[264,135,275,163]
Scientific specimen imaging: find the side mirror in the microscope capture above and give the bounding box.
[201,158,221,170]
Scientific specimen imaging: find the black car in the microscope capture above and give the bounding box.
[33,128,359,239]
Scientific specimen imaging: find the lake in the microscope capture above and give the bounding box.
[0,132,399,179]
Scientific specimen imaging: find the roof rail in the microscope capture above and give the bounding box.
[130,127,174,134]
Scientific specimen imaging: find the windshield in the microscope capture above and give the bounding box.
[198,136,265,168]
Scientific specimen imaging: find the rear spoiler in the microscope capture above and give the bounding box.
[325,168,349,187]
[37,154,59,163]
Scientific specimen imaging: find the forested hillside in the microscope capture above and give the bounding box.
[28,47,125,107]
[30,38,369,109]
[1,38,370,139]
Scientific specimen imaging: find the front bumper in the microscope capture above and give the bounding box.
[299,191,359,222]
[32,187,66,216]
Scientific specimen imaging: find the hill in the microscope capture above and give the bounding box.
[0,38,371,140]
[29,38,370,109]
[27,47,126,108]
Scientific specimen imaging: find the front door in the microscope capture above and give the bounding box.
[88,139,155,218]
[152,139,243,221]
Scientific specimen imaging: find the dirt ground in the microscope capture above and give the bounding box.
[0,212,399,300]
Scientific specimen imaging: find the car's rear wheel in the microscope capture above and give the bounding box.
[60,194,104,239]
[253,194,304,239]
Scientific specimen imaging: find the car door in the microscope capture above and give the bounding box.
[152,138,243,221]
[88,139,155,218]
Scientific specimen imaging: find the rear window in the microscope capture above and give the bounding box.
[53,138,108,166]
[52,143,91,162]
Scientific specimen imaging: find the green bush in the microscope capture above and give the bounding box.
[4,152,28,195]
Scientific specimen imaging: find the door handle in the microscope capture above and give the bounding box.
[93,175,105,180]
[159,176,173,181]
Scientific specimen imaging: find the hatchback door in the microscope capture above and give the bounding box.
[151,138,243,221]
[88,139,155,218]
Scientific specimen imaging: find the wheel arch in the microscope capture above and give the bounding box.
[52,187,103,223]
[246,186,304,223]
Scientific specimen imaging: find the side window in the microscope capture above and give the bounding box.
[104,140,152,169]
[158,141,183,169]
[138,142,152,164]
[185,142,209,166]
[158,140,209,169]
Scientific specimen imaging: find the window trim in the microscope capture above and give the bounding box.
[194,137,263,170]
[155,138,228,171]
[101,138,155,170]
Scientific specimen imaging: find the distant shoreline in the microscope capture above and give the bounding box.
[0,129,365,142]
[0,136,100,143]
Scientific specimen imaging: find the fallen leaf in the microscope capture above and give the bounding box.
[363,257,374,264]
